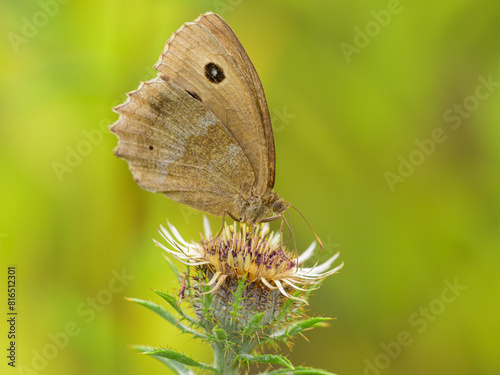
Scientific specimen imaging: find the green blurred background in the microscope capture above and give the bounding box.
[1,0,499,374]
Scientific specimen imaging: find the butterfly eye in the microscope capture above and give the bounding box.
[272,200,286,214]
[204,62,225,83]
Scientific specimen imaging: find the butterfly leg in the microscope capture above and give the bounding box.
[260,215,281,223]
[208,210,236,242]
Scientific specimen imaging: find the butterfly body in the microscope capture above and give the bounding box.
[111,12,287,224]
[234,190,287,224]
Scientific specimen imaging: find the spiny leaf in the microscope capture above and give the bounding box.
[236,353,294,370]
[212,326,227,341]
[153,289,198,325]
[126,297,177,325]
[287,317,332,337]
[275,292,298,322]
[242,312,265,337]
[209,326,235,350]
[144,348,219,374]
[257,366,337,375]
[126,298,206,339]
[132,345,196,375]
[272,317,332,341]
[230,273,247,325]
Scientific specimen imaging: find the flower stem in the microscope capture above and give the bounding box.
[212,342,238,375]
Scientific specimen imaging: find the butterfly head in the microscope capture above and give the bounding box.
[271,197,290,216]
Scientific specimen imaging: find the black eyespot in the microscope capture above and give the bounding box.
[204,62,225,83]
[186,90,202,102]
[149,145,154,150]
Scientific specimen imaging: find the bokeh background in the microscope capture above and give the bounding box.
[1,0,499,374]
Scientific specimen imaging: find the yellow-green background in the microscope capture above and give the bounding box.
[1,0,499,374]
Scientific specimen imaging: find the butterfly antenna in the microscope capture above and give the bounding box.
[278,214,293,247]
[282,208,299,271]
[289,203,323,250]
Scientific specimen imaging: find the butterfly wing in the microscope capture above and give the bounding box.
[153,12,276,195]
[111,78,254,216]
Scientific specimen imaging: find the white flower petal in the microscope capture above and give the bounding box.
[201,274,228,295]
[312,252,341,274]
[159,225,184,250]
[274,279,307,304]
[282,278,318,291]
[168,221,191,247]
[203,216,212,239]
[298,261,344,280]
[298,242,316,264]
[205,271,222,286]
[261,277,278,290]
[300,251,340,274]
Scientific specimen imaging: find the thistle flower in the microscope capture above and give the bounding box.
[155,217,343,304]
[130,218,343,374]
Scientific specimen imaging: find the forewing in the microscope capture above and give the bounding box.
[154,12,276,194]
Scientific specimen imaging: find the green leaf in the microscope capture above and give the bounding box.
[144,348,219,374]
[236,353,294,370]
[132,345,196,375]
[127,297,178,325]
[257,366,337,375]
[273,317,332,340]
[212,325,227,341]
[242,312,265,337]
[287,317,331,337]
[153,289,198,325]
[275,292,297,322]
[230,273,247,325]
[126,297,207,339]
[209,326,236,351]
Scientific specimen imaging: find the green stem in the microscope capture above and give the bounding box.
[212,342,238,375]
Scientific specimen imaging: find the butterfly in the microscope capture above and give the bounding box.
[110,12,288,224]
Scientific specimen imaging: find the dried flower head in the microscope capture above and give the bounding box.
[154,217,343,305]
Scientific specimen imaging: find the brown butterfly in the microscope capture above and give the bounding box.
[110,12,288,224]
